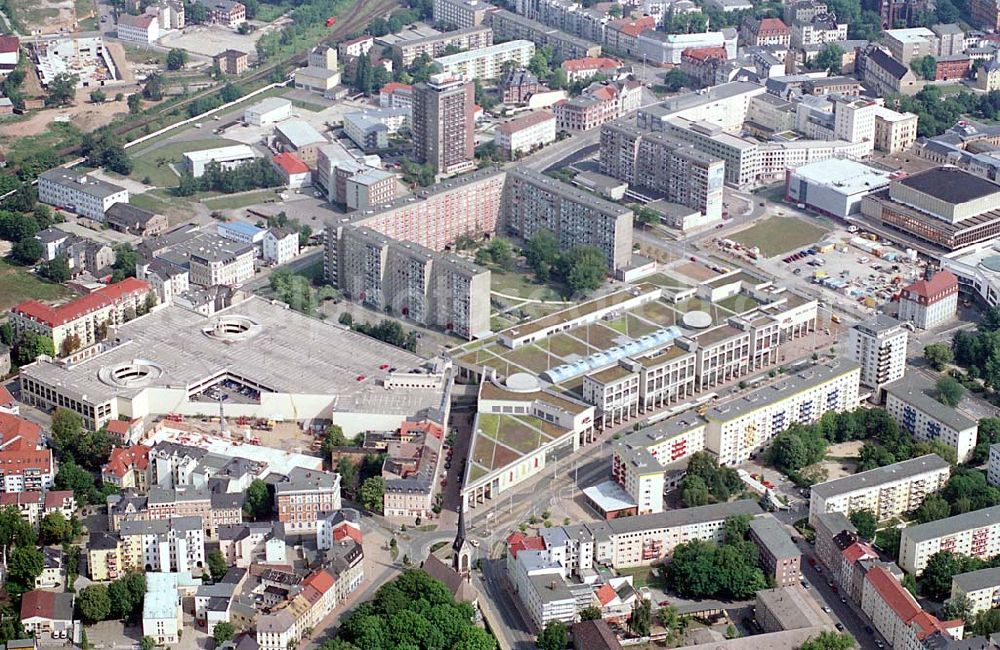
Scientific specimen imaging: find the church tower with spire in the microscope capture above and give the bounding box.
[452,506,473,577]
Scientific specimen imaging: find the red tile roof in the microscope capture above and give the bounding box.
[21,590,66,621]
[497,110,555,135]
[866,567,952,640]
[272,152,310,175]
[508,534,545,558]
[380,82,412,95]
[682,46,729,62]
[595,583,617,606]
[105,419,136,437]
[333,522,363,544]
[0,448,52,476]
[756,17,789,33]
[0,491,42,507]
[103,444,150,478]
[0,386,15,408]
[614,16,655,37]
[0,36,19,54]
[562,57,622,72]
[0,412,41,449]
[902,270,958,300]
[12,277,150,328]
[841,541,877,564]
[43,490,75,510]
[303,569,336,595]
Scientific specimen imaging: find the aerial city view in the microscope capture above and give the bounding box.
[8,0,1000,648]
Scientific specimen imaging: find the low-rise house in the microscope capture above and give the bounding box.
[20,591,73,636]
[35,547,65,589]
[495,110,557,159]
[105,203,168,238]
[271,153,312,189]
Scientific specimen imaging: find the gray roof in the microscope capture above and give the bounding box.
[105,202,160,228]
[276,119,327,149]
[749,516,800,560]
[704,360,859,422]
[273,467,340,494]
[605,499,762,535]
[528,573,576,604]
[953,567,1000,594]
[813,511,856,537]
[811,454,950,498]
[885,375,977,432]
[903,504,1000,544]
[39,169,126,200]
[507,168,632,217]
[852,313,902,336]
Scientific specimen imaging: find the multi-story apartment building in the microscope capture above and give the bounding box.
[432,0,495,28]
[809,454,951,525]
[10,277,152,357]
[599,121,725,223]
[553,80,642,132]
[900,504,1000,574]
[389,26,492,65]
[502,168,633,272]
[337,35,372,60]
[333,225,491,338]
[102,444,151,492]
[487,9,601,60]
[857,46,920,97]
[813,510,857,569]
[883,27,938,65]
[884,375,978,463]
[496,110,557,159]
[275,468,342,535]
[631,345,698,412]
[432,40,534,81]
[108,486,243,539]
[972,0,1000,30]
[262,228,300,266]
[38,169,129,221]
[194,0,245,27]
[749,517,802,588]
[705,359,861,466]
[413,74,476,175]
[117,13,159,43]
[119,516,205,574]
[379,82,413,110]
[845,314,908,393]
[212,49,248,75]
[343,169,398,211]
[380,419,445,519]
[873,106,918,154]
[952,567,1000,616]
[744,17,791,47]
[898,269,958,330]
[612,414,706,514]
[790,14,847,49]
[861,566,961,648]
[188,240,254,287]
[0,489,75,528]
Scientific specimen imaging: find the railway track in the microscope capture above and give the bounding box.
[53,0,398,158]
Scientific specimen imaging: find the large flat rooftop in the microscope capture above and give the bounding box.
[811,454,950,499]
[21,296,441,416]
[896,167,1000,205]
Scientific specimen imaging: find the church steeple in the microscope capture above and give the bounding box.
[452,506,473,577]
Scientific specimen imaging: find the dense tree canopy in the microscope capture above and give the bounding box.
[666,515,767,599]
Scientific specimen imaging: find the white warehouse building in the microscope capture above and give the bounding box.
[785,158,893,218]
[183,145,258,178]
[244,97,292,126]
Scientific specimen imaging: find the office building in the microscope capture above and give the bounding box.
[343,168,397,211]
[874,106,919,154]
[117,13,159,43]
[808,454,951,525]
[502,168,633,272]
[38,169,129,221]
[845,314,908,392]
[884,375,978,463]
[413,74,475,175]
[785,158,893,218]
[897,269,958,329]
[883,27,938,64]
[704,360,861,465]
[901,504,1000,574]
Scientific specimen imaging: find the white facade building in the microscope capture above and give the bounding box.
[845,314,908,392]
[952,567,1000,616]
[496,110,557,158]
[785,158,893,218]
[432,40,535,81]
[884,376,978,464]
[897,270,959,330]
[183,145,258,178]
[900,504,1000,574]
[38,169,129,222]
[120,517,206,573]
[117,13,160,44]
[262,228,300,266]
[809,454,951,525]
[244,97,292,126]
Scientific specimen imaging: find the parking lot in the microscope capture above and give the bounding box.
[192,378,261,405]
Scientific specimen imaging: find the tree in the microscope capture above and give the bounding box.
[536,620,567,650]
[662,67,689,92]
[77,584,112,623]
[52,408,83,452]
[141,637,156,650]
[629,598,651,637]
[10,237,42,265]
[921,551,975,601]
[127,93,142,114]
[207,549,228,582]
[45,72,79,107]
[924,343,953,370]
[359,476,386,513]
[54,459,100,505]
[631,205,660,227]
[321,424,348,455]
[561,245,606,295]
[7,546,44,596]
[213,622,235,646]
[915,495,952,523]
[166,49,188,70]
[811,43,844,73]
[936,375,964,407]
[89,89,106,104]
[875,526,901,560]
[798,631,857,650]
[579,605,602,621]
[0,505,36,550]
[942,593,973,622]
[680,475,710,507]
[243,479,272,520]
[974,608,1000,636]
[40,511,74,545]
[911,55,938,80]
[39,255,71,283]
[849,510,877,540]
[13,330,54,366]
[143,74,164,101]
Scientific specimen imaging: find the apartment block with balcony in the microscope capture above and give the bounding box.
[884,375,978,463]
[809,454,951,526]
[952,567,1000,616]
[845,314,908,394]
[900,504,1000,574]
[749,516,802,588]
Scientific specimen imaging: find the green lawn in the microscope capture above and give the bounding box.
[122,43,165,65]
[254,2,291,22]
[0,259,73,313]
[129,191,198,222]
[290,98,328,112]
[730,217,830,258]
[202,189,281,211]
[129,137,241,188]
[490,268,564,301]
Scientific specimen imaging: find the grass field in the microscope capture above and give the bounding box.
[0,259,73,313]
[490,268,564,301]
[130,137,241,188]
[123,43,166,65]
[129,191,198,223]
[730,217,830,258]
[202,189,281,211]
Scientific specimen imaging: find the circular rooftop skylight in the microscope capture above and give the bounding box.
[982,255,1000,273]
[98,359,165,388]
[683,310,713,329]
[202,315,261,342]
[506,372,540,392]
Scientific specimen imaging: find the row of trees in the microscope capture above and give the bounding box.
[339,314,419,353]
[176,157,282,196]
[665,514,768,599]
[326,569,495,650]
[81,129,132,176]
[525,230,607,296]
[885,86,1000,139]
[76,572,146,624]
